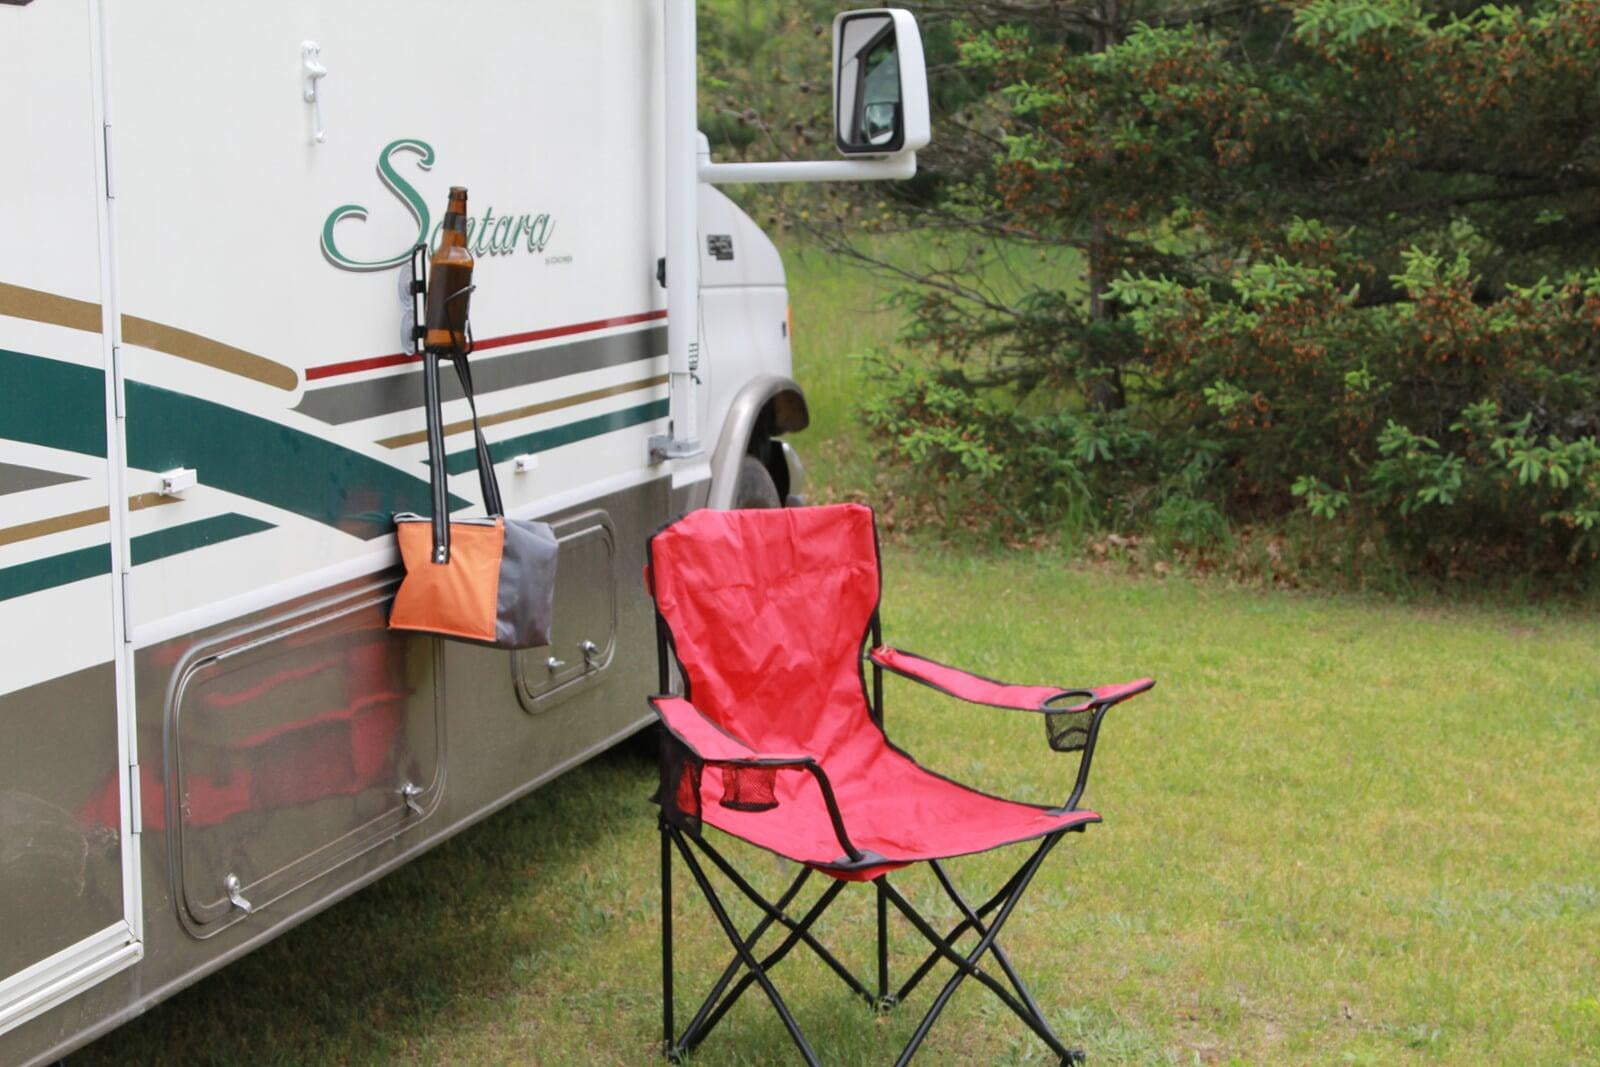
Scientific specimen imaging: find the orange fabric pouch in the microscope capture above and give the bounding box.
[389,349,556,648]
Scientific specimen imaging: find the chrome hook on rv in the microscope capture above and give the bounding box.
[301,41,327,143]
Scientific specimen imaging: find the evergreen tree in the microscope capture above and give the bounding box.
[833,1,1600,576]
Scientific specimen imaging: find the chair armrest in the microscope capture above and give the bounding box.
[869,647,1155,813]
[649,695,812,765]
[648,695,864,862]
[1049,678,1160,713]
[869,646,1154,713]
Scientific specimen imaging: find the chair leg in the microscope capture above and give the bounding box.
[681,876,848,1057]
[660,818,675,1061]
[676,862,817,1055]
[876,875,896,1010]
[929,859,1082,1064]
[895,858,1028,1003]
[929,859,1064,1048]
[668,826,823,1066]
[691,832,876,1004]
[661,825,1083,1064]
[884,833,1079,1066]
[885,879,1071,1061]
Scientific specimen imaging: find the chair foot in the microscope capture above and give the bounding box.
[1060,1049,1086,1066]
[665,1043,687,1064]
[873,993,899,1014]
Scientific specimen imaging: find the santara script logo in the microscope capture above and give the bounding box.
[321,138,555,271]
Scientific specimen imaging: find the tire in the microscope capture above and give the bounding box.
[733,454,782,509]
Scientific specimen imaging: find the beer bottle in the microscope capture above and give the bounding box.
[425,186,474,353]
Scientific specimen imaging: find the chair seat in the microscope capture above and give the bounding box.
[697,746,1100,880]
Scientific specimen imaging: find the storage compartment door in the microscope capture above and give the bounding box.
[168,585,442,937]
[514,511,618,710]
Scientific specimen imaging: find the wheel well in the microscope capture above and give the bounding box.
[745,398,796,500]
[710,379,808,510]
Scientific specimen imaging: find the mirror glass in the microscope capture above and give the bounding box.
[836,14,901,152]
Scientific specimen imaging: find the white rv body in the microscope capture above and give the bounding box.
[0,4,815,1062]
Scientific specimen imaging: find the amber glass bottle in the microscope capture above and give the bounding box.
[425,186,474,352]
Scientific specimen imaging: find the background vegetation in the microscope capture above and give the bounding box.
[708,0,1600,589]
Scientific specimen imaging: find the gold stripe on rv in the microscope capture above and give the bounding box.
[375,374,670,449]
[0,281,103,334]
[120,315,299,392]
[0,281,299,391]
[0,492,178,547]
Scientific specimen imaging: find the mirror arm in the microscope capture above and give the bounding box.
[699,154,916,186]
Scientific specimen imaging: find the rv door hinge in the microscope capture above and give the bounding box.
[111,344,126,419]
[120,571,134,640]
[128,764,142,835]
[102,122,115,200]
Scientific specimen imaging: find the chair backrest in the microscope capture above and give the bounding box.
[647,504,881,764]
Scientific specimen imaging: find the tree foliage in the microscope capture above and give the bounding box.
[825,0,1600,578]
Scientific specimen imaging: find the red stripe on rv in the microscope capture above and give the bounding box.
[303,308,669,381]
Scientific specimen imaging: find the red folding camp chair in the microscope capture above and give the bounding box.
[645,504,1155,1065]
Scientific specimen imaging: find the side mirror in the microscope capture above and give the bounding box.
[833,9,929,157]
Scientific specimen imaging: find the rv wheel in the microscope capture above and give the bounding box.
[733,455,781,509]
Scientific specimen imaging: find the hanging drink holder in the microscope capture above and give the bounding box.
[390,244,559,648]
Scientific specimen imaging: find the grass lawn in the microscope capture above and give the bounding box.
[73,554,1600,1065]
[71,242,1600,1065]
[776,231,1084,504]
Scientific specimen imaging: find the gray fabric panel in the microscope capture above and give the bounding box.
[0,461,85,496]
[494,518,559,648]
[294,326,666,426]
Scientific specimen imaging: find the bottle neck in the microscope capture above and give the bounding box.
[435,195,467,247]
[437,206,468,250]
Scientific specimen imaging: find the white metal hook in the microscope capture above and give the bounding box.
[302,41,327,143]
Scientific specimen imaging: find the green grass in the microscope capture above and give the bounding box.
[70,243,1600,1064]
[781,231,1082,503]
[72,555,1600,1065]
[779,234,913,500]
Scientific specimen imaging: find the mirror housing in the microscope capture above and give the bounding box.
[833,9,929,157]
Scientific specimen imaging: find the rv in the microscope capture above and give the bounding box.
[0,4,928,1062]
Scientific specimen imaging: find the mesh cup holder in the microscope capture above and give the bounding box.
[719,764,780,812]
[1043,691,1096,753]
[660,731,705,832]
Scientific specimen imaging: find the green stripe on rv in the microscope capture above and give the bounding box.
[125,381,461,539]
[1,348,109,457]
[4,348,665,550]
[0,514,275,602]
[0,543,112,603]
[128,513,275,566]
[441,398,669,476]
[0,348,464,533]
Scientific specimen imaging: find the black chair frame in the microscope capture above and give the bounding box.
[655,609,1118,1066]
